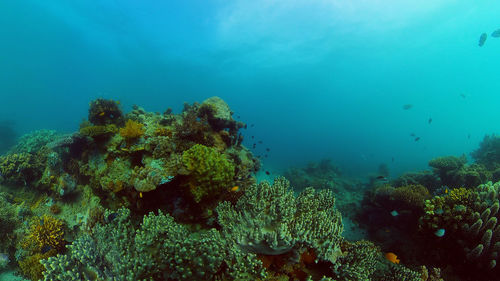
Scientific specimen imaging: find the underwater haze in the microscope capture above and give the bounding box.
[1,0,500,177]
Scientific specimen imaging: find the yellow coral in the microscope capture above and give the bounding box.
[23,215,65,252]
[447,187,474,206]
[19,250,55,281]
[120,119,145,139]
[79,124,118,137]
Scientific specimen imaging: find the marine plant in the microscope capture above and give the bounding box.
[182,144,235,202]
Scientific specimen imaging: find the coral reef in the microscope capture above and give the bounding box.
[284,159,342,192]
[420,181,500,278]
[471,134,500,170]
[41,208,266,281]
[119,119,145,140]
[88,98,124,126]
[181,144,235,202]
[216,177,344,263]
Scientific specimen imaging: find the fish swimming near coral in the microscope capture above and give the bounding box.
[402,104,413,110]
[230,186,239,192]
[390,210,399,217]
[385,252,400,264]
[479,33,487,46]
[491,29,500,37]
[434,228,445,237]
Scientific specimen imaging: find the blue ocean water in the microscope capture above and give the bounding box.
[1,0,500,178]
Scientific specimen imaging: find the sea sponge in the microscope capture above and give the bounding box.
[182,144,235,202]
[119,119,145,140]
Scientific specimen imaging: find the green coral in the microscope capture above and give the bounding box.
[182,144,235,202]
[216,177,344,263]
[0,152,44,186]
[41,208,265,281]
[421,181,500,276]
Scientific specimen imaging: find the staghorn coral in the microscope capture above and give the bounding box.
[182,144,235,202]
[216,177,343,263]
[119,119,145,140]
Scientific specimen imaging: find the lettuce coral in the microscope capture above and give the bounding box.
[182,144,235,202]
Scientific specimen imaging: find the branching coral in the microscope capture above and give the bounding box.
[182,144,235,202]
[23,215,65,252]
[119,119,145,140]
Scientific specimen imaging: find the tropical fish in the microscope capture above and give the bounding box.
[99,112,105,117]
[385,252,400,264]
[390,210,399,217]
[491,29,500,38]
[415,137,420,141]
[479,33,487,46]
[410,133,415,137]
[460,93,466,99]
[265,171,270,175]
[428,118,432,124]
[434,228,446,237]
[230,186,239,192]
[266,148,270,152]
[402,104,413,110]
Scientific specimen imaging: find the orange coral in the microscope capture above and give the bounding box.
[120,119,145,139]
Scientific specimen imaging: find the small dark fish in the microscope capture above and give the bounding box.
[415,137,421,141]
[375,175,387,180]
[460,93,466,99]
[428,118,432,124]
[468,133,471,139]
[491,29,500,38]
[252,144,256,149]
[258,141,263,144]
[264,154,268,158]
[237,115,241,119]
[251,136,254,139]
[107,212,119,222]
[41,245,53,254]
[266,148,270,152]
[410,133,415,137]
[265,171,270,175]
[250,124,255,127]
[479,33,487,47]
[403,104,413,110]
[391,157,395,163]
